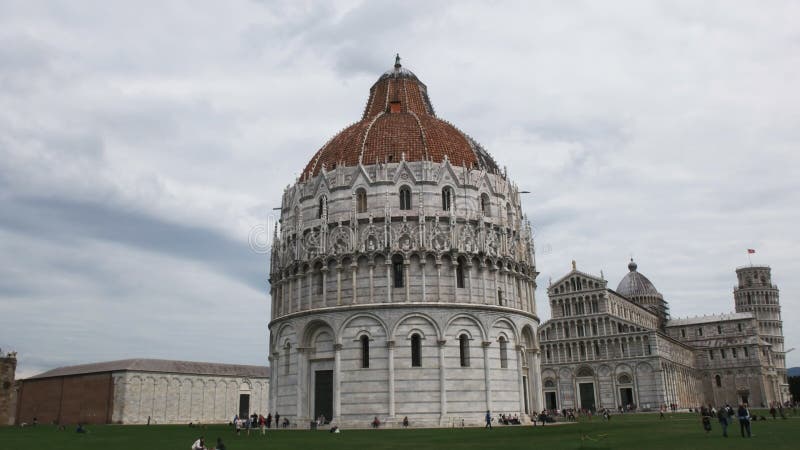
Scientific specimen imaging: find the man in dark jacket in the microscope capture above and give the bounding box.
[737,404,751,438]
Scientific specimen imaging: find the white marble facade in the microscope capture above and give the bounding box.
[268,61,542,428]
[112,371,269,424]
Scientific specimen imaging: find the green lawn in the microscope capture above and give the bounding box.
[1,413,797,450]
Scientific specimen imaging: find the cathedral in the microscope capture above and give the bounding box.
[539,260,789,412]
[268,57,541,428]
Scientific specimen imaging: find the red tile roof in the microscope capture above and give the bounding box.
[302,60,499,179]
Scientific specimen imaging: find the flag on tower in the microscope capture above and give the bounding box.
[747,249,756,254]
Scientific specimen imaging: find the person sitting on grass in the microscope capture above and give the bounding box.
[76,423,87,434]
[191,436,206,450]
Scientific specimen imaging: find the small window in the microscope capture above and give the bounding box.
[317,196,327,218]
[499,337,508,368]
[732,348,737,358]
[497,289,503,306]
[564,327,570,338]
[360,335,370,368]
[709,349,714,360]
[737,323,743,332]
[399,186,412,210]
[356,188,367,213]
[717,325,722,334]
[392,255,404,288]
[506,203,513,224]
[697,328,703,337]
[681,328,686,338]
[459,334,470,367]
[411,333,422,367]
[456,262,465,288]
[715,374,721,388]
[743,347,749,357]
[441,187,453,211]
[480,193,490,216]
[721,349,726,359]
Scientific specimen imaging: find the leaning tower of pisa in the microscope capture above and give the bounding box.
[267,57,542,428]
[734,265,788,402]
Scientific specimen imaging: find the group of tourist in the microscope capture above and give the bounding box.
[231,412,291,435]
[699,404,756,438]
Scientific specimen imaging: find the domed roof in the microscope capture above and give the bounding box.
[616,259,661,298]
[302,55,500,179]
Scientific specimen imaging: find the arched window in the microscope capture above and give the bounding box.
[459,334,470,367]
[497,289,503,306]
[480,193,490,216]
[441,187,453,211]
[499,336,508,368]
[411,333,422,367]
[399,186,412,210]
[392,255,404,288]
[356,188,367,213]
[360,335,370,368]
[456,261,465,288]
[715,374,722,387]
[317,196,327,219]
[594,342,600,357]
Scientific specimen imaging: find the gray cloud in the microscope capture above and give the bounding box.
[1,1,798,376]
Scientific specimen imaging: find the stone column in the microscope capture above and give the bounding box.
[306,271,312,310]
[287,277,293,313]
[368,261,374,303]
[435,260,442,302]
[296,347,306,424]
[404,260,410,302]
[296,271,303,311]
[336,265,343,306]
[321,267,328,308]
[270,353,279,415]
[333,344,342,423]
[351,263,358,305]
[438,339,447,424]
[420,259,427,302]
[483,341,493,412]
[481,265,488,304]
[466,262,473,303]
[516,345,526,415]
[386,261,392,303]
[388,341,396,417]
[453,260,460,303]
[530,349,544,412]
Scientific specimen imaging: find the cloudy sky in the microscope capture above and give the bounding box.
[1,0,798,377]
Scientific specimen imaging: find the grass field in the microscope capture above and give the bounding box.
[1,412,797,450]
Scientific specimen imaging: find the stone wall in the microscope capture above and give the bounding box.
[113,371,269,424]
[0,353,17,426]
[270,305,540,428]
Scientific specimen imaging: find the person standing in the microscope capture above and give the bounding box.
[485,410,492,429]
[737,404,751,438]
[717,407,729,438]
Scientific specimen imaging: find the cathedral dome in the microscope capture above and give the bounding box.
[616,259,660,297]
[302,55,500,179]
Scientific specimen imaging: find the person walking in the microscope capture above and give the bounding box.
[737,404,751,438]
[485,410,492,429]
[717,407,729,438]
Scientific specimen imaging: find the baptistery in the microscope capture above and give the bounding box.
[268,57,542,428]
